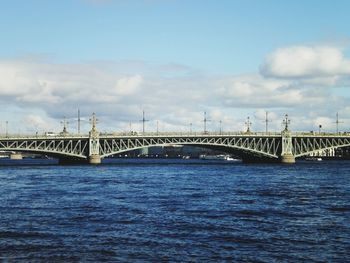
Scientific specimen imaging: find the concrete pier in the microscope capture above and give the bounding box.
[280,154,295,164]
[10,153,23,160]
[89,154,101,164]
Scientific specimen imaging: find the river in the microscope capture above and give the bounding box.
[0,159,349,262]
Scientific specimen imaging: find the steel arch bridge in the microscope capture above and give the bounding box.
[0,130,350,164]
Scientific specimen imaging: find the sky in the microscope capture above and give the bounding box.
[1,0,350,134]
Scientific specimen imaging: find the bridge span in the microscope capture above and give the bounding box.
[0,116,349,164]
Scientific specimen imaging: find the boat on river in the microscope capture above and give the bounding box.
[199,154,240,161]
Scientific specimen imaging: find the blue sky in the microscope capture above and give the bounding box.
[0,0,350,133]
[2,0,349,73]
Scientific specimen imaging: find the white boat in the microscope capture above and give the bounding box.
[199,154,226,160]
[225,156,241,162]
[305,157,322,161]
[199,154,240,161]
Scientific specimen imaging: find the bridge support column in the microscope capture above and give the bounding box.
[89,154,101,164]
[280,127,295,164]
[88,113,101,165]
[10,153,23,160]
[280,154,295,164]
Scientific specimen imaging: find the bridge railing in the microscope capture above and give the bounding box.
[100,131,350,137]
[99,131,283,137]
[0,133,89,139]
[0,131,349,139]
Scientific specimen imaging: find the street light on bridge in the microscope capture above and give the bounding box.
[89,113,98,133]
[283,114,290,132]
[245,117,252,133]
[61,117,69,135]
[203,111,211,134]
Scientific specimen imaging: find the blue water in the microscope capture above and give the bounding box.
[0,159,349,262]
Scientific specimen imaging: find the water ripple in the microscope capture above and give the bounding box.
[0,159,349,262]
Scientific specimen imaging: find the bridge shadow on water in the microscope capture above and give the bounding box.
[0,157,349,167]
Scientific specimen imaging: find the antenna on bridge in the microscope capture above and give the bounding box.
[61,117,69,134]
[264,111,272,133]
[335,112,343,134]
[203,111,211,134]
[139,110,149,134]
[245,116,252,133]
[5,120,8,137]
[283,114,290,132]
[77,109,81,134]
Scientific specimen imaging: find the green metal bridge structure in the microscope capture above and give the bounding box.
[0,114,349,164]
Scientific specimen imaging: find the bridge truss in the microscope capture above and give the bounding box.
[99,135,281,159]
[293,135,350,157]
[0,137,88,159]
[0,132,349,164]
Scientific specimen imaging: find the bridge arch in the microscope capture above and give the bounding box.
[99,140,280,160]
[0,147,87,160]
[0,138,88,160]
[293,137,350,158]
[294,144,350,158]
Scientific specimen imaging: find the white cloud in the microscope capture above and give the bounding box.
[261,46,350,78]
[22,115,52,131]
[1,44,350,133]
[114,75,143,96]
[215,74,322,108]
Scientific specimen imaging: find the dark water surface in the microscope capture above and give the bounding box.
[0,159,349,262]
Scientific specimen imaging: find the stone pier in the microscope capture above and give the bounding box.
[280,154,296,164]
[88,113,101,165]
[89,154,101,164]
[10,153,23,160]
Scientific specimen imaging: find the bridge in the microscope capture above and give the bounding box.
[0,114,349,164]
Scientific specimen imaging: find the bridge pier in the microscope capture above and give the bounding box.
[88,113,101,165]
[279,154,295,164]
[89,154,101,164]
[280,122,295,164]
[10,153,23,160]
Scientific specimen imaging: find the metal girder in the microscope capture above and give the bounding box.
[0,133,350,161]
[0,138,88,159]
[99,135,280,159]
[293,137,350,157]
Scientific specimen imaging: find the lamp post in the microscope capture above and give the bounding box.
[245,117,252,133]
[282,114,290,132]
[203,111,210,134]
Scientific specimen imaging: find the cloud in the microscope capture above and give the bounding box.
[215,74,328,108]
[114,75,143,96]
[22,114,53,131]
[260,46,350,79]
[1,44,350,133]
